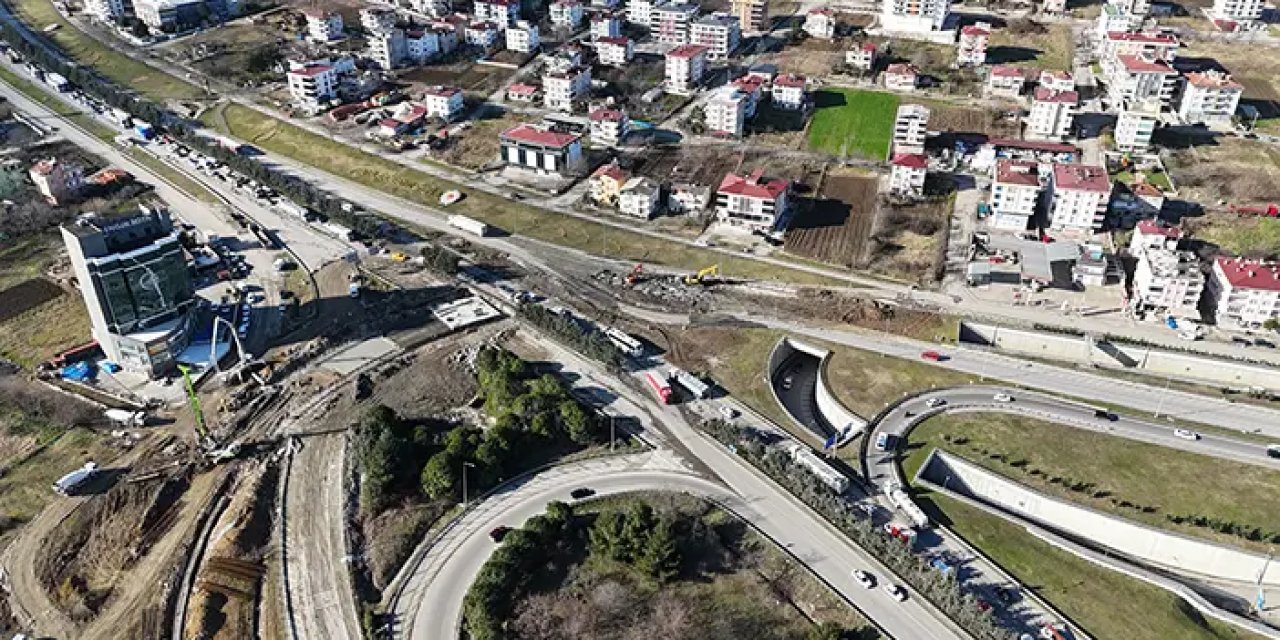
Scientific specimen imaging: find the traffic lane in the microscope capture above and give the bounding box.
[409,469,738,640]
[774,352,828,436]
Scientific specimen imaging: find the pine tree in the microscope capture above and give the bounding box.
[636,520,680,583]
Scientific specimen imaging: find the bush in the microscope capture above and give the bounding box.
[518,305,623,368]
[418,244,460,274]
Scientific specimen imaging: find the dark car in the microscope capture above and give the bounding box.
[1093,409,1118,421]
[489,526,512,542]
[570,487,596,500]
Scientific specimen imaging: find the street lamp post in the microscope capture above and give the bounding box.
[462,461,475,505]
[609,415,616,452]
[1152,375,1173,419]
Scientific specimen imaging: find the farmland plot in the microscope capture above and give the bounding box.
[783,173,879,266]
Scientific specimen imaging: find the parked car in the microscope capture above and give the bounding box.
[853,570,875,589]
[884,583,908,602]
[570,487,595,500]
[1173,428,1201,441]
[992,392,1014,403]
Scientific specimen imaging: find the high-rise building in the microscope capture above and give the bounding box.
[61,207,196,378]
[880,0,948,33]
[730,0,767,32]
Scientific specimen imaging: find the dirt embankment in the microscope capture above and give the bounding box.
[34,470,193,623]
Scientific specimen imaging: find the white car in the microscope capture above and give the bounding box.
[926,397,947,408]
[884,583,908,601]
[992,393,1014,403]
[853,570,875,589]
[1173,428,1201,441]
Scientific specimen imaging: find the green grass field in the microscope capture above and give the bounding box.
[807,89,898,160]
[10,0,203,100]
[903,412,1280,553]
[0,428,114,525]
[203,103,843,285]
[1186,213,1280,260]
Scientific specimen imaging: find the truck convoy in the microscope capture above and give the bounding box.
[645,372,673,404]
[604,327,644,358]
[53,462,98,495]
[786,443,849,493]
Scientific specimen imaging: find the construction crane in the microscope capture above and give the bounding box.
[683,264,719,286]
[177,364,242,462]
[624,264,644,287]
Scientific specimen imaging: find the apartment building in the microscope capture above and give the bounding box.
[403,29,441,63]
[846,42,877,72]
[986,65,1028,99]
[804,8,835,39]
[465,21,502,48]
[589,107,629,146]
[506,20,540,53]
[705,86,748,137]
[889,153,928,196]
[1177,70,1242,127]
[626,0,657,26]
[732,74,764,117]
[500,123,584,175]
[771,74,806,110]
[1039,70,1074,92]
[619,177,661,218]
[551,0,584,27]
[956,23,990,66]
[286,62,339,108]
[423,86,464,121]
[892,103,929,155]
[304,9,344,41]
[715,168,791,232]
[411,0,451,17]
[1027,87,1077,140]
[691,13,741,60]
[1047,163,1112,232]
[589,162,627,205]
[1211,0,1263,22]
[360,6,397,33]
[1107,53,1178,108]
[474,0,519,26]
[730,0,767,32]
[368,28,407,68]
[1131,224,1203,314]
[1099,30,1178,76]
[1115,99,1159,151]
[85,0,130,22]
[1094,4,1139,38]
[542,65,591,112]
[665,44,708,95]
[652,2,699,44]
[1108,0,1151,16]
[1208,257,1280,328]
[880,0,949,33]
[990,159,1043,231]
[595,36,634,66]
[884,63,919,91]
[506,83,540,103]
[591,12,622,39]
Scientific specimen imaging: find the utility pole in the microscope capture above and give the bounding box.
[1255,551,1272,613]
[609,414,616,452]
[462,461,475,505]
[1152,375,1172,419]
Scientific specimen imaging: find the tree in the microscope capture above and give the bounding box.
[807,622,845,640]
[559,399,596,444]
[420,451,459,500]
[635,519,680,583]
[589,510,628,561]
[1265,318,1279,332]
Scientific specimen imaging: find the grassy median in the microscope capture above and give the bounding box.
[202,102,845,285]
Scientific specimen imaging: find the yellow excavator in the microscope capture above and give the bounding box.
[683,264,719,286]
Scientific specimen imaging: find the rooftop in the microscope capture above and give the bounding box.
[31,158,60,176]
[1052,163,1111,193]
[1215,257,1280,291]
[891,153,928,169]
[995,159,1041,187]
[667,43,709,59]
[990,137,1079,154]
[774,73,806,88]
[423,86,461,98]
[990,65,1028,78]
[287,64,332,78]
[1131,182,1164,197]
[718,167,788,199]
[1033,86,1079,104]
[961,24,990,36]
[501,123,581,147]
[1118,53,1176,75]
[861,41,877,51]
[1186,70,1243,90]
[508,82,539,95]
[1136,218,1180,238]
[589,107,625,121]
[596,35,630,45]
[886,63,918,76]
[592,162,626,181]
[1105,30,1178,45]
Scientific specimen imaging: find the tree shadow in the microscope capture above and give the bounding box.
[985,46,1042,65]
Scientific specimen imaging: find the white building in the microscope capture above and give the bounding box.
[1095,5,1139,39]
[595,36,634,66]
[551,0,585,27]
[1107,53,1178,108]
[804,8,835,39]
[705,86,748,137]
[423,86,464,121]
[405,28,442,63]
[991,159,1043,231]
[892,103,929,155]
[411,0,451,17]
[1042,0,1067,14]
[619,177,661,218]
[1047,163,1112,232]
[715,168,791,232]
[846,42,878,72]
[547,43,586,73]
[1178,70,1242,128]
[889,153,928,196]
[1211,0,1264,22]
[986,65,1028,99]
[884,63,919,91]
[1208,257,1280,329]
[368,28,407,68]
[1115,99,1159,151]
[465,21,502,48]
[1099,31,1178,74]
[1108,0,1151,17]
[286,62,338,108]
[665,44,708,95]
[626,0,656,26]
[771,74,806,110]
[84,0,129,22]
[1039,70,1075,93]
[956,23,990,66]
[880,0,949,33]
[500,123,584,175]
[361,6,398,34]
[589,107,629,146]
[651,2,698,45]
[304,9,344,42]
[543,65,592,112]
[133,0,204,30]
[732,75,765,118]
[1129,220,1201,314]
[474,0,519,26]
[506,20,540,53]
[1027,87,1077,140]
[591,12,623,39]
[691,13,741,60]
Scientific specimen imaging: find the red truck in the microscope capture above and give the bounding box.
[645,371,673,404]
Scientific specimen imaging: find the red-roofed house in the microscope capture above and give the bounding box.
[884,63,919,92]
[286,63,338,109]
[506,83,540,103]
[1027,87,1078,140]
[1100,31,1178,74]
[589,107,629,146]
[890,153,928,196]
[594,35,634,67]
[986,65,1029,99]
[500,124,584,175]
[1047,163,1112,232]
[732,74,765,118]
[1129,218,1180,254]
[957,22,990,66]
[1108,53,1178,107]
[771,74,807,110]
[1209,257,1280,327]
[991,159,1043,231]
[1178,69,1243,127]
[665,44,708,95]
[589,161,628,205]
[845,41,877,72]
[422,86,464,121]
[1039,70,1075,92]
[715,168,791,232]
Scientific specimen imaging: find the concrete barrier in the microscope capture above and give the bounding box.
[767,337,866,441]
[917,450,1280,587]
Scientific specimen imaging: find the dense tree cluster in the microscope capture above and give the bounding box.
[353,405,432,516]
[517,305,623,369]
[589,502,681,583]
[418,243,460,275]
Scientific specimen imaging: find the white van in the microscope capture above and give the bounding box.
[875,432,893,451]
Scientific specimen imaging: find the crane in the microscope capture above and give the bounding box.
[177,364,210,445]
[683,264,719,286]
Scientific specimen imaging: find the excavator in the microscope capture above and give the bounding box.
[177,364,241,463]
[683,264,719,286]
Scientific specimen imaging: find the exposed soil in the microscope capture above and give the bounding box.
[0,278,64,322]
[784,172,879,267]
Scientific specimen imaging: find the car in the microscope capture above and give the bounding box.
[570,487,595,500]
[975,597,992,613]
[1254,338,1276,349]
[925,397,947,408]
[883,583,907,601]
[1268,445,1280,459]
[781,376,793,391]
[1093,409,1118,421]
[489,526,512,542]
[1174,428,1201,441]
[920,350,948,362]
[992,393,1014,403]
[719,406,739,421]
[853,570,875,588]
[857,503,876,517]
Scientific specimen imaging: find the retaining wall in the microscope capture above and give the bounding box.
[768,338,866,440]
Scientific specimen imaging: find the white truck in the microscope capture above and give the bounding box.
[104,409,146,427]
[448,214,490,237]
[603,327,644,358]
[53,462,98,496]
[787,443,849,494]
[668,367,710,400]
[885,482,929,529]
